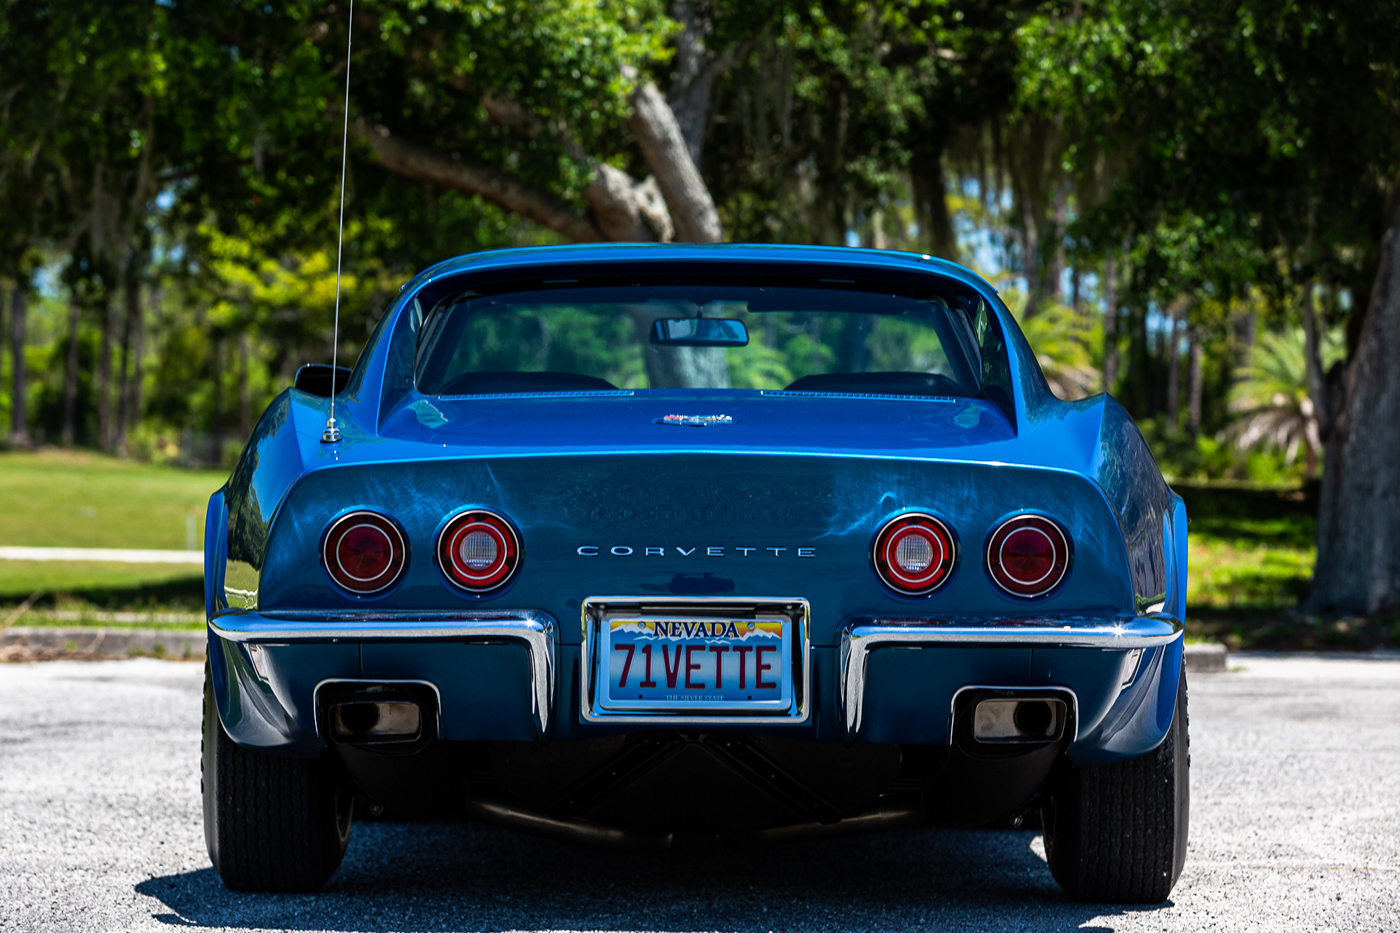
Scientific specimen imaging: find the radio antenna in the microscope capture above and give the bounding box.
[322,0,355,444]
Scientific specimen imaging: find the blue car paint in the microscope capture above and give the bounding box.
[206,243,1186,767]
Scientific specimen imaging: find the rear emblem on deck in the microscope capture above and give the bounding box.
[655,414,738,427]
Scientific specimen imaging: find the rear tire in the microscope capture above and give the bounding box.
[1041,667,1189,903]
[201,662,352,892]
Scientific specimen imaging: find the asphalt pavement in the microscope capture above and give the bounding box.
[1,653,1397,932]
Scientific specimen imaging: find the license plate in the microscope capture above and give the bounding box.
[597,612,795,713]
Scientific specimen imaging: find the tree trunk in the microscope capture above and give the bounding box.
[354,119,605,243]
[1102,256,1118,393]
[126,288,146,439]
[114,274,138,454]
[587,164,662,242]
[1240,309,1258,359]
[666,0,738,169]
[1309,190,1400,613]
[209,337,223,468]
[912,153,958,261]
[628,80,722,243]
[62,301,81,446]
[0,291,6,436]
[1165,303,1183,435]
[0,292,6,435]
[625,304,730,388]
[239,332,251,440]
[97,294,116,450]
[1019,199,1041,313]
[1187,327,1203,438]
[8,288,29,446]
[1046,183,1067,304]
[1300,282,1331,437]
[358,75,720,247]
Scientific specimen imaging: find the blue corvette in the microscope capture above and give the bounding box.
[202,244,1188,902]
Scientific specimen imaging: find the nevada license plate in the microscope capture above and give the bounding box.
[597,613,795,713]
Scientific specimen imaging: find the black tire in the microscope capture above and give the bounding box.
[201,662,352,892]
[1041,667,1190,903]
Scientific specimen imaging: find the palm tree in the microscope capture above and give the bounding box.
[1226,327,1341,479]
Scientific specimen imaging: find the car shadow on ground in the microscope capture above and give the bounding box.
[136,820,1171,932]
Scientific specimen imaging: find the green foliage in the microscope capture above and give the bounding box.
[709,1,1022,248]
[1226,326,1343,467]
[1135,415,1309,485]
[1016,0,1400,301]
[443,306,647,389]
[1002,289,1101,400]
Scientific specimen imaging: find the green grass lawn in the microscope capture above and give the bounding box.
[0,449,225,549]
[0,449,220,614]
[1176,482,1316,611]
[1175,482,1399,649]
[0,561,204,614]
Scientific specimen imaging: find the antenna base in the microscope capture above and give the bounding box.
[321,419,342,444]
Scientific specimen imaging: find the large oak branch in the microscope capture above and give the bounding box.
[628,81,722,243]
[354,119,602,243]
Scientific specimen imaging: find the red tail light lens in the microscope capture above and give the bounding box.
[321,511,407,595]
[437,509,521,593]
[873,513,957,595]
[987,515,1070,598]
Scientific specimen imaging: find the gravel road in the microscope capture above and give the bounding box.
[2,653,1398,932]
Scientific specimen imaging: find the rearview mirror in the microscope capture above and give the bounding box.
[650,317,749,347]
[294,364,351,397]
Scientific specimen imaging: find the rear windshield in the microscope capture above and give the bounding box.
[415,282,982,397]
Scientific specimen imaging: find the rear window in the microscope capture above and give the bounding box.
[415,282,983,397]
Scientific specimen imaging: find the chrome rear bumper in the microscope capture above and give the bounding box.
[209,611,556,735]
[839,614,1183,736]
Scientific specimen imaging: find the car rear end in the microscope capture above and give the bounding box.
[203,245,1186,899]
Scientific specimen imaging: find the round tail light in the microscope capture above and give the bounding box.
[986,515,1070,598]
[873,513,957,595]
[437,509,521,593]
[321,511,407,595]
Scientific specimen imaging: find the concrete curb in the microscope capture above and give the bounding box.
[1184,641,1229,673]
[0,627,206,661]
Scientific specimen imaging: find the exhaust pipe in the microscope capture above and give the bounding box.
[318,680,438,747]
[971,697,1068,744]
[331,700,423,742]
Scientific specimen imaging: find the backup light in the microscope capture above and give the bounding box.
[321,511,407,595]
[986,514,1070,598]
[438,509,521,593]
[872,513,957,595]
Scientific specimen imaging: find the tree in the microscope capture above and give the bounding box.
[1017,0,1400,613]
[0,0,178,448]
[312,0,721,243]
[1226,327,1342,479]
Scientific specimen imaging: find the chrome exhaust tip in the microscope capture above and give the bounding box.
[971,697,1068,744]
[317,680,439,747]
[331,700,423,743]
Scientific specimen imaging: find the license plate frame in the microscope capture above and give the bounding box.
[581,597,810,724]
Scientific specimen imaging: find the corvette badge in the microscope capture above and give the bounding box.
[655,414,738,427]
